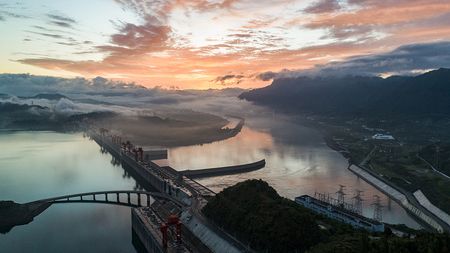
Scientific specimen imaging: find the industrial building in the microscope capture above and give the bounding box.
[295,195,385,233]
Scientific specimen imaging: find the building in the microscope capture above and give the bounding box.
[295,195,385,233]
[372,133,395,140]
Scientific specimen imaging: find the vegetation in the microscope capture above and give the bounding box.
[240,69,450,214]
[322,122,450,213]
[203,179,450,253]
[419,143,450,176]
[309,232,450,253]
[240,68,450,118]
[203,179,347,252]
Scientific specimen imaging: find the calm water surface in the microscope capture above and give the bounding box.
[162,116,421,228]
[0,117,420,252]
[0,131,140,253]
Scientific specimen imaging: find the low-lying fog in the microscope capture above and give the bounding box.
[0,74,270,147]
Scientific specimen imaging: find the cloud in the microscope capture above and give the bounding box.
[316,41,450,76]
[27,31,64,39]
[45,13,77,29]
[99,19,172,57]
[303,0,341,14]
[11,0,450,89]
[0,74,253,122]
[256,71,278,81]
[304,0,450,40]
[0,74,147,97]
[255,69,298,81]
[213,74,245,86]
[260,41,450,79]
[50,21,73,28]
[47,14,76,24]
[0,10,30,20]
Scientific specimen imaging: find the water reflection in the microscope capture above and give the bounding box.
[164,117,421,228]
[0,131,139,253]
[0,116,422,252]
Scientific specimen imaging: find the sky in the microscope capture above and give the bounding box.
[1,0,450,89]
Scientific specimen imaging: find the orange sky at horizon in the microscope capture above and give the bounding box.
[1,0,450,89]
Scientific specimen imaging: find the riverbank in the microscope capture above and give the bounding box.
[0,201,51,234]
[347,165,446,232]
[323,133,450,233]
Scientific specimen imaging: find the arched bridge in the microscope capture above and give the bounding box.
[28,190,185,208]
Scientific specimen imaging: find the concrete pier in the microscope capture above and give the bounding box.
[180,160,265,179]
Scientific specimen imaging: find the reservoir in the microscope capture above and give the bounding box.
[162,116,421,228]
[0,117,420,252]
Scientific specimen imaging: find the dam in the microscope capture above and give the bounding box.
[89,128,260,253]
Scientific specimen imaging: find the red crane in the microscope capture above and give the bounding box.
[159,214,182,249]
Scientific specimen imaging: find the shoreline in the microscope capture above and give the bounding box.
[323,135,450,233]
[0,118,245,148]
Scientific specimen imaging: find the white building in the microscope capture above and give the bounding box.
[372,133,395,140]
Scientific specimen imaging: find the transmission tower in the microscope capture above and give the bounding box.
[336,185,346,205]
[352,190,364,215]
[372,195,383,222]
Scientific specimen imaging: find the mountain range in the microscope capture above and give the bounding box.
[239,68,450,118]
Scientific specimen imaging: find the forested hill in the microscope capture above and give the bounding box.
[239,68,450,118]
[202,179,450,253]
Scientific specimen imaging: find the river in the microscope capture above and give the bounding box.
[0,116,420,252]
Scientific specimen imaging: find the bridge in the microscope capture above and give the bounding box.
[29,190,185,208]
[0,190,185,234]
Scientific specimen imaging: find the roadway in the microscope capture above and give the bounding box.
[353,146,450,232]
